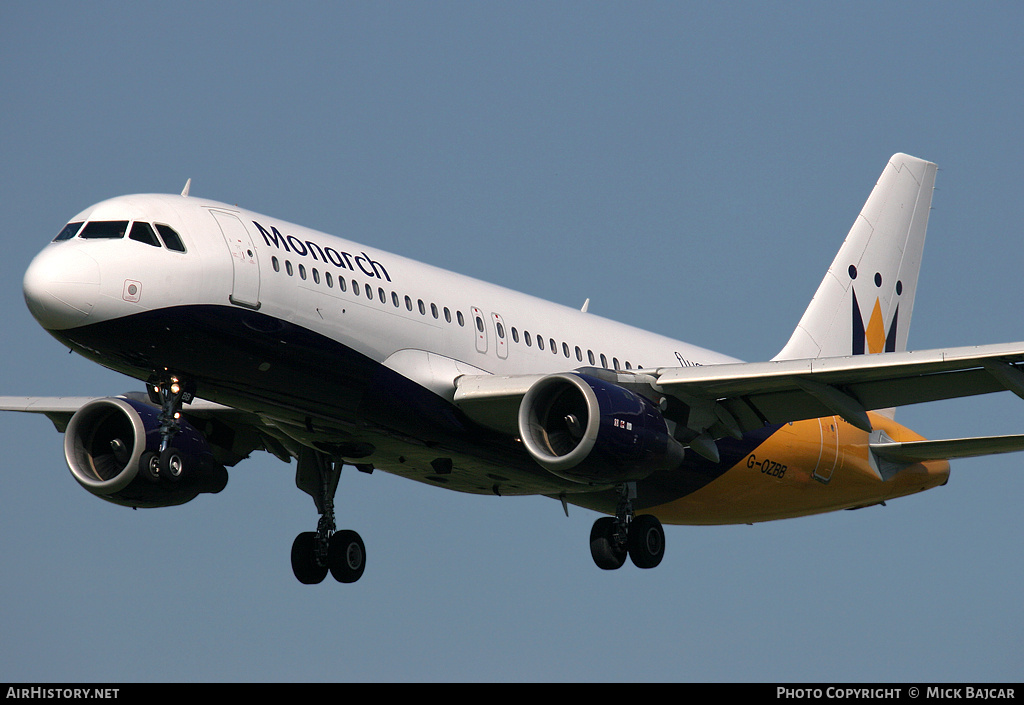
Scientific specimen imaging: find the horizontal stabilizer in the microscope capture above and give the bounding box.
[871,434,1024,463]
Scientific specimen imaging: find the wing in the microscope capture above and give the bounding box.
[454,341,1024,447]
[0,392,288,465]
[651,341,1024,435]
[0,396,100,432]
[0,393,248,431]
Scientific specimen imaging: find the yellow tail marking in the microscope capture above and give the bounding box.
[866,298,887,354]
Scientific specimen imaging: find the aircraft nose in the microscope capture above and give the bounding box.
[23,245,101,330]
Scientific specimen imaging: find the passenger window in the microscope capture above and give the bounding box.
[392,292,400,307]
[312,268,320,284]
[272,256,280,272]
[405,295,413,311]
[155,224,186,252]
[525,331,532,347]
[457,311,465,326]
[81,221,128,239]
[326,272,333,288]
[286,261,294,276]
[444,307,451,323]
[421,300,428,316]
[550,339,557,354]
[562,342,570,358]
[299,264,307,280]
[128,222,161,247]
[511,327,519,343]
[338,277,347,292]
[54,222,83,242]
[431,303,439,319]
[575,346,583,362]
[588,350,595,365]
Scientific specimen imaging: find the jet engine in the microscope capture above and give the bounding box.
[517,373,685,484]
[64,396,227,508]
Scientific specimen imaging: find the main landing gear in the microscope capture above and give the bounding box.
[589,483,666,570]
[291,450,366,585]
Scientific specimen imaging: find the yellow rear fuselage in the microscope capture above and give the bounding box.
[649,413,950,525]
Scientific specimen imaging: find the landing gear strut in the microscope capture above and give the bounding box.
[291,449,366,584]
[589,482,665,570]
[146,374,195,482]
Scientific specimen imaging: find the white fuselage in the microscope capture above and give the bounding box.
[27,193,737,387]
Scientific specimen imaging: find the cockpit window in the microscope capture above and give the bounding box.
[53,222,83,242]
[80,221,129,239]
[155,224,186,253]
[128,221,161,247]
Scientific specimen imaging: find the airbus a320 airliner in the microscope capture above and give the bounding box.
[6,153,1024,584]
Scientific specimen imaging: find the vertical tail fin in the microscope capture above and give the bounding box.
[774,153,938,362]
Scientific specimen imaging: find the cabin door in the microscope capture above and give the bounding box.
[210,210,261,310]
[813,416,840,484]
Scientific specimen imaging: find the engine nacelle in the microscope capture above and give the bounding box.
[517,373,685,484]
[64,396,227,508]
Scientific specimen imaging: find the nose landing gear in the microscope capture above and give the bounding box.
[147,374,195,482]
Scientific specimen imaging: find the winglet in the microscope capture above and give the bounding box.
[181,178,192,198]
[774,154,938,361]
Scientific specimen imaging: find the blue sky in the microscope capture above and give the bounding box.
[1,1,1022,682]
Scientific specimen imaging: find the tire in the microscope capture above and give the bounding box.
[627,514,665,569]
[160,447,187,483]
[589,517,626,570]
[291,532,328,585]
[139,451,161,483]
[329,530,366,583]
